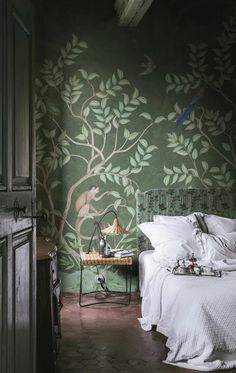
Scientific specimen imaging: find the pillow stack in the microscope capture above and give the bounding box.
[138,213,236,262]
[194,215,236,261]
[138,214,204,260]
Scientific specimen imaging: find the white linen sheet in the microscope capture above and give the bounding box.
[139,250,157,297]
[138,258,236,371]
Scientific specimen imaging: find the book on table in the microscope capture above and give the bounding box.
[114,250,134,258]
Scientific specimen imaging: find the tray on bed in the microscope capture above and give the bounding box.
[170,267,222,277]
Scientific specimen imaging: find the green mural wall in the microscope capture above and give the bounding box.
[35,0,236,292]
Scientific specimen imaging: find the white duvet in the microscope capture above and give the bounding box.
[139,259,236,371]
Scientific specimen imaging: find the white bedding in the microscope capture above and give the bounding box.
[138,256,236,371]
[138,250,157,297]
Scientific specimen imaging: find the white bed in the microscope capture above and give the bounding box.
[137,188,236,371]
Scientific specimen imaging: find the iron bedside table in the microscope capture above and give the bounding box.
[79,252,132,306]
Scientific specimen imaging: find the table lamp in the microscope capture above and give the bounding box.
[88,210,129,256]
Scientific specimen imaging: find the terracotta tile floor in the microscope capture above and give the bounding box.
[56,293,236,373]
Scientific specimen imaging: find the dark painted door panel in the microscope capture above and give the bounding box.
[0,0,35,373]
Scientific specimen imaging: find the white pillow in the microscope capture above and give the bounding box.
[195,230,236,261]
[153,214,184,222]
[138,217,203,259]
[152,240,197,261]
[204,214,236,235]
[153,212,207,232]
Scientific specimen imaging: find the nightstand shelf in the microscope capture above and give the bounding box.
[79,252,132,306]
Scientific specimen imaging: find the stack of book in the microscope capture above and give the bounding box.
[113,250,134,258]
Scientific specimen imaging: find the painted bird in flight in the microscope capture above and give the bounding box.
[139,54,157,76]
[176,87,205,127]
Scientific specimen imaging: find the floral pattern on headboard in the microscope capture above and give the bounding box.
[136,188,236,251]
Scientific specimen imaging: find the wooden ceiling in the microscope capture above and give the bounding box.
[115,0,154,26]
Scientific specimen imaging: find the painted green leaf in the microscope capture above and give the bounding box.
[178,174,186,182]
[139,139,148,147]
[210,167,220,173]
[146,145,157,152]
[203,178,213,186]
[114,175,120,184]
[164,175,170,186]
[164,165,173,175]
[224,111,233,122]
[166,84,176,93]
[82,125,89,138]
[185,123,195,130]
[192,149,198,160]
[114,199,122,210]
[155,116,165,123]
[119,119,130,125]
[140,112,152,120]
[94,122,105,128]
[135,152,140,162]
[63,156,70,165]
[130,157,137,167]
[176,150,188,156]
[222,143,231,151]
[119,167,130,176]
[88,73,99,80]
[125,106,136,112]
[104,123,112,134]
[90,100,100,107]
[122,177,128,187]
[100,174,106,183]
[113,109,120,118]
[78,41,88,48]
[64,59,75,65]
[185,175,193,184]
[110,191,120,198]
[50,180,62,190]
[165,73,172,83]
[78,69,88,79]
[106,174,114,182]
[92,108,103,114]
[173,166,181,173]
[181,164,188,174]
[119,79,130,85]
[187,143,193,153]
[171,174,178,184]
[76,134,86,141]
[201,161,208,171]
[143,154,152,160]
[117,69,124,80]
[167,112,176,120]
[83,107,90,117]
[128,132,139,141]
[105,163,112,172]
[124,128,130,139]
[138,96,147,104]
[137,145,144,155]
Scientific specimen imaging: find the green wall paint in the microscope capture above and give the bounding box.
[35,0,236,292]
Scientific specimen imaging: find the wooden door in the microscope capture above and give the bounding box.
[0,0,36,373]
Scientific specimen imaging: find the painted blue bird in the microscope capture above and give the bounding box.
[176,87,205,127]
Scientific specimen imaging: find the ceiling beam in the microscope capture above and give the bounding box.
[115,0,154,27]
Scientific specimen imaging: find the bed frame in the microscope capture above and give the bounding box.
[136,188,236,251]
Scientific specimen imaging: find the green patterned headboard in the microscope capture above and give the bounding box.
[136,188,236,251]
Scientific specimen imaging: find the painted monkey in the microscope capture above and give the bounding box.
[75,186,99,238]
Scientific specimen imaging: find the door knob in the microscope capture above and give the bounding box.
[13,198,28,221]
[12,198,47,222]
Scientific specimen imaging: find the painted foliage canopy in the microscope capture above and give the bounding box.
[35,2,236,291]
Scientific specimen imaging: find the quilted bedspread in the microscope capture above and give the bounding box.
[139,263,236,370]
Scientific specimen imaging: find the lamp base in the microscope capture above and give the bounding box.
[101,253,112,258]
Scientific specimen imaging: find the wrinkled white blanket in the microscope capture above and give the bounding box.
[139,260,236,371]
